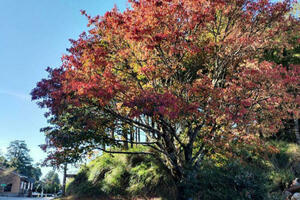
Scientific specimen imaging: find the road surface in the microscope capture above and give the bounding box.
[0,198,53,200]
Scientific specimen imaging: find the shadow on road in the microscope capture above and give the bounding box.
[0,197,54,200]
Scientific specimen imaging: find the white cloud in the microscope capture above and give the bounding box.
[0,90,31,101]
[0,142,8,155]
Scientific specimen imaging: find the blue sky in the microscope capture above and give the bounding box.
[0,0,127,177]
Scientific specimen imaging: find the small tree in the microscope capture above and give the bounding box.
[40,125,82,197]
[29,165,42,182]
[42,170,60,194]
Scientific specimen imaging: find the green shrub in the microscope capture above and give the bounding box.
[101,165,129,195]
[66,166,105,197]
[196,158,268,200]
[195,141,299,200]
[127,155,176,199]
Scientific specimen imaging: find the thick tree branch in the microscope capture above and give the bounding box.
[96,147,155,155]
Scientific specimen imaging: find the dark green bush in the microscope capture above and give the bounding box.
[197,159,269,200]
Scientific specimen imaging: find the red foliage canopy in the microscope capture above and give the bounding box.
[32,0,299,197]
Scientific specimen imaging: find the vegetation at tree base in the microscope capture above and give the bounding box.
[65,142,300,200]
[31,0,300,199]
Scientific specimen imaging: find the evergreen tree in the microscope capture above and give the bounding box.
[6,140,34,177]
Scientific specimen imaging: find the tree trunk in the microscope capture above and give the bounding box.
[172,151,198,200]
[146,117,150,142]
[135,127,138,146]
[102,143,106,151]
[177,186,186,200]
[62,163,67,197]
[110,128,115,140]
[130,127,134,148]
[295,118,300,145]
[176,185,193,200]
[138,127,141,143]
[122,123,129,150]
[174,173,194,200]
[168,161,195,200]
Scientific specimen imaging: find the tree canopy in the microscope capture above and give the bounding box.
[5,140,42,181]
[6,140,33,173]
[32,0,300,199]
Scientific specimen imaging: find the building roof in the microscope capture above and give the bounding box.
[0,167,34,183]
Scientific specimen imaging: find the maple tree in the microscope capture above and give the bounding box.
[32,0,300,199]
[264,27,300,145]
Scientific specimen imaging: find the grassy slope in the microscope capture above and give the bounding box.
[66,147,175,200]
[65,142,300,200]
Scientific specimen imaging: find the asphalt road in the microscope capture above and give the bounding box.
[0,198,53,200]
